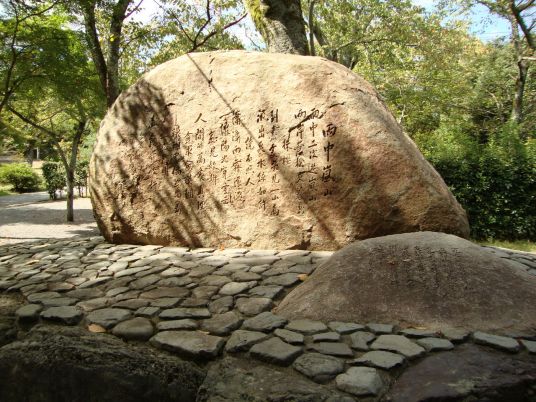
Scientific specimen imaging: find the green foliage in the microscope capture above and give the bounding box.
[479,239,536,253]
[0,163,41,193]
[418,122,536,241]
[75,160,89,196]
[41,161,65,199]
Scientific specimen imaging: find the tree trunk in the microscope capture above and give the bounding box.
[81,0,132,108]
[245,0,309,55]
[512,59,528,124]
[66,168,74,222]
[508,14,528,125]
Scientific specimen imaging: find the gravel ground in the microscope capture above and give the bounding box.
[0,192,99,245]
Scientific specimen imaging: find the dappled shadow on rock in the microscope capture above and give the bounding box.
[89,51,469,250]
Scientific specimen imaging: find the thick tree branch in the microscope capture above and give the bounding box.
[510,0,535,51]
[80,1,108,104]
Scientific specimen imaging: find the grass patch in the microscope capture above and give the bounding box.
[0,184,14,196]
[478,239,536,253]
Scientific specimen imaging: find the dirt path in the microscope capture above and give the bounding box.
[0,192,99,245]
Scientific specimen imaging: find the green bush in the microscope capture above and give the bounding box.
[0,163,41,193]
[75,160,89,197]
[42,161,65,199]
[418,123,536,241]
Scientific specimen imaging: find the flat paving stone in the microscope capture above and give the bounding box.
[232,271,262,282]
[66,288,104,300]
[262,273,300,287]
[115,266,150,278]
[113,298,150,310]
[200,275,231,287]
[274,328,304,345]
[400,328,439,338]
[157,319,198,331]
[159,307,211,319]
[328,321,365,334]
[225,330,270,352]
[135,306,160,317]
[181,298,209,307]
[371,335,426,359]
[286,319,328,334]
[140,287,190,299]
[293,352,345,383]
[27,292,61,303]
[417,337,455,352]
[313,332,341,342]
[40,297,78,307]
[158,277,194,287]
[46,282,75,292]
[236,256,280,265]
[249,264,271,274]
[521,339,536,353]
[242,312,288,332]
[248,285,285,299]
[192,286,219,299]
[107,261,129,272]
[150,330,225,359]
[219,281,256,296]
[250,337,302,366]
[188,265,218,278]
[160,267,187,277]
[208,296,234,314]
[16,304,42,321]
[201,311,243,336]
[129,274,161,289]
[367,323,394,334]
[235,297,273,316]
[86,308,132,329]
[150,297,181,308]
[336,367,384,397]
[41,306,83,325]
[112,317,154,341]
[473,331,520,353]
[308,342,354,357]
[351,350,405,370]
[441,328,470,343]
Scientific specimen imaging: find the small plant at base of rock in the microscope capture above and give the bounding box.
[0,163,41,193]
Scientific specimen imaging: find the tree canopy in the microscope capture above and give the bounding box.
[0,0,534,238]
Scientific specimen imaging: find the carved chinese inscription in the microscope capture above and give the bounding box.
[171,106,339,216]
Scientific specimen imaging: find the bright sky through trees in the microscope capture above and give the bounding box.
[131,0,512,45]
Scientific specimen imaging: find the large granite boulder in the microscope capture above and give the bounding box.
[276,232,536,334]
[90,50,469,250]
[0,325,204,402]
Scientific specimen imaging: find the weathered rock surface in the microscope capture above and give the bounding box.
[197,356,354,401]
[276,232,536,334]
[90,50,469,250]
[388,344,536,402]
[0,325,204,402]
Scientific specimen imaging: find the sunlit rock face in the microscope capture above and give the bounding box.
[276,232,536,335]
[89,51,469,250]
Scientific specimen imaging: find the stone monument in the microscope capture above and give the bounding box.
[90,51,469,249]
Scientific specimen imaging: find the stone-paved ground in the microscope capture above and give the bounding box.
[0,236,535,400]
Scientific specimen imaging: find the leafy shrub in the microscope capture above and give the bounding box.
[41,161,65,199]
[75,160,89,197]
[418,123,536,241]
[0,163,41,193]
